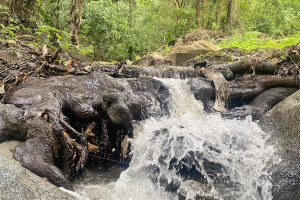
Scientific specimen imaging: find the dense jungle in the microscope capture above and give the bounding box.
[0,0,300,200]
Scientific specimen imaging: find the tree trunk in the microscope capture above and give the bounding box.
[0,0,39,27]
[54,0,60,28]
[69,0,82,47]
[129,0,133,11]
[128,0,133,29]
[227,0,236,29]
[196,0,201,27]
[202,0,207,29]
[215,2,220,25]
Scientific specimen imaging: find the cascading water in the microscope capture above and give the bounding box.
[73,78,278,200]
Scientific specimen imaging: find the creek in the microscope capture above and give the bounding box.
[73,78,279,200]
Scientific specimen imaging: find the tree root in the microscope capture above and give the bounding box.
[1,73,171,188]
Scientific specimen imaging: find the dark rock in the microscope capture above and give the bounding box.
[132,54,173,66]
[147,128,235,199]
[187,77,215,110]
[96,64,204,79]
[0,103,73,190]
[128,77,171,120]
[102,93,133,137]
[1,73,171,188]
[0,103,29,142]
[259,90,300,200]
[223,87,297,120]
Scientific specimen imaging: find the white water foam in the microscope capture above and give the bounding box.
[74,78,278,200]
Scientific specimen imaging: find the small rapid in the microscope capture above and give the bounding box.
[74,78,278,200]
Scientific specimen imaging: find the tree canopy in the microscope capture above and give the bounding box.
[1,0,300,61]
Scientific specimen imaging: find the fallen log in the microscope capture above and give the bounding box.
[219,59,277,75]
[191,59,279,80]
[222,87,298,120]
[229,75,299,106]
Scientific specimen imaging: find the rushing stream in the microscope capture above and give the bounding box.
[73,78,278,200]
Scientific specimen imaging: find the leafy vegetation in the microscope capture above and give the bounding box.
[218,31,300,51]
[0,0,300,61]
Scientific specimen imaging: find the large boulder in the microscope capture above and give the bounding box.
[164,40,220,66]
[259,90,300,200]
[0,154,76,200]
[1,73,171,189]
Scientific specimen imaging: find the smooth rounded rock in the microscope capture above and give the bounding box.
[259,90,300,200]
[0,154,76,200]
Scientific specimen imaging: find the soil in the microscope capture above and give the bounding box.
[186,46,288,67]
[0,39,37,71]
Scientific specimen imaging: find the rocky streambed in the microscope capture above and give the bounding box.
[0,40,300,199]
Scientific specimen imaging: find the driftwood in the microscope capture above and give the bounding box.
[200,67,229,112]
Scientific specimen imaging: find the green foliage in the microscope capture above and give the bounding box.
[0,4,28,38]
[83,0,130,60]
[0,4,9,14]
[218,31,300,51]
[36,0,300,61]
[238,0,300,36]
[36,25,70,50]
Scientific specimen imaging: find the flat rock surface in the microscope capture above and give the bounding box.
[0,140,19,159]
[0,154,76,200]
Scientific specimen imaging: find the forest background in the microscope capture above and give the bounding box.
[0,0,300,62]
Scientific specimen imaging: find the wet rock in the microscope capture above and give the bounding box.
[178,180,217,200]
[0,103,73,190]
[0,103,30,142]
[1,73,171,188]
[132,54,173,66]
[223,87,297,120]
[101,93,134,139]
[0,154,76,200]
[259,90,300,200]
[187,77,215,110]
[148,128,236,199]
[96,64,203,79]
[128,77,171,120]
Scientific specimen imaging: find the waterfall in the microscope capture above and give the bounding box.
[74,78,278,200]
